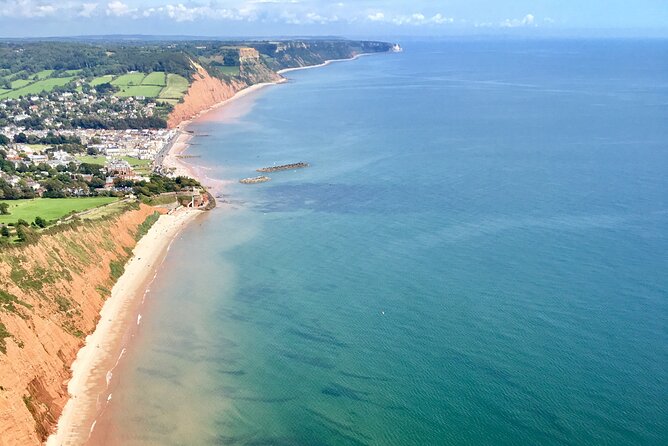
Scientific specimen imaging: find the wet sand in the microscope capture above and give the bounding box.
[46,209,201,446]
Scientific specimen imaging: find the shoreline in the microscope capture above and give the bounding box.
[276,52,370,75]
[162,53,371,186]
[45,51,376,445]
[46,208,201,446]
[162,80,287,194]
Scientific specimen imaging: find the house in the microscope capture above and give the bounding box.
[106,159,133,176]
[28,153,48,163]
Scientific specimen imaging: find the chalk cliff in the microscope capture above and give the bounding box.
[0,203,162,445]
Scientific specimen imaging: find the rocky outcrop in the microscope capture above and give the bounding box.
[0,203,162,445]
[167,64,249,128]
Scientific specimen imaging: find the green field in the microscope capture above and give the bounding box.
[142,72,167,86]
[122,156,152,173]
[90,75,114,86]
[75,155,107,165]
[115,85,163,98]
[0,197,118,225]
[0,68,189,100]
[75,155,151,172]
[34,70,55,80]
[10,79,31,89]
[111,72,164,97]
[0,77,75,99]
[25,144,50,151]
[158,74,189,103]
[111,73,146,86]
[122,156,152,167]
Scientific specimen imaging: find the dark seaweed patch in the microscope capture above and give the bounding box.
[280,350,335,369]
[320,382,370,401]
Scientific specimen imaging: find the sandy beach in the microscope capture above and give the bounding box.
[277,53,370,75]
[46,208,201,446]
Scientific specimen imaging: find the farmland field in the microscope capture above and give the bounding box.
[0,68,190,100]
[90,75,114,86]
[158,73,189,103]
[34,70,55,80]
[142,72,166,86]
[0,197,118,225]
[115,85,162,98]
[10,79,31,89]
[0,77,75,99]
[111,73,146,86]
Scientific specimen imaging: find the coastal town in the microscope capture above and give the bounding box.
[0,123,177,197]
[0,81,182,199]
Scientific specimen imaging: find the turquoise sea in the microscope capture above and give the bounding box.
[95,40,668,445]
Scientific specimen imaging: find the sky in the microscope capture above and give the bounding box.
[0,0,667,38]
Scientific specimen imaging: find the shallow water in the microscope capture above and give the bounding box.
[96,39,668,445]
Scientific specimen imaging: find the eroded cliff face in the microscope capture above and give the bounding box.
[0,203,161,445]
[167,64,247,128]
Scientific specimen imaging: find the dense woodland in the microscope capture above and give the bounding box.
[0,42,195,79]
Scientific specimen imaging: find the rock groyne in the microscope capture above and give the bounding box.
[239,176,271,184]
[257,162,309,173]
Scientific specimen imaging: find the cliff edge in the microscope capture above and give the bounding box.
[167,63,250,128]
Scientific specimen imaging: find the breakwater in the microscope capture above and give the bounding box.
[256,162,309,173]
[239,176,271,184]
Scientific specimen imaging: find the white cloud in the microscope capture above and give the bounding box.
[304,12,337,24]
[367,12,384,22]
[79,2,98,17]
[430,13,454,25]
[106,1,131,17]
[501,13,536,28]
[139,4,254,22]
[0,0,61,18]
[0,1,455,27]
[366,10,453,26]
